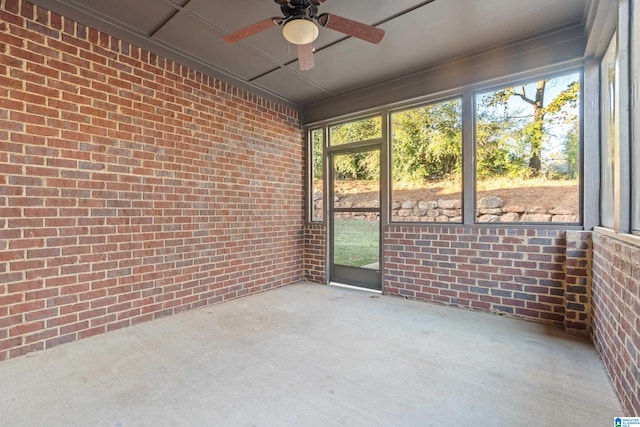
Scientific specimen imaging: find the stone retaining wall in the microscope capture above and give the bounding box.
[327,195,577,223]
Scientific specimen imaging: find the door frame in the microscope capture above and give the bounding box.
[328,142,383,291]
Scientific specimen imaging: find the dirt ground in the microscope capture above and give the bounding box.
[327,178,579,213]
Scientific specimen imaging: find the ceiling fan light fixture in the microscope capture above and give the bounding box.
[282,18,319,45]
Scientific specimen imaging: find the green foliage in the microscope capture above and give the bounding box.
[330,117,381,146]
[331,117,381,180]
[314,74,580,186]
[333,218,379,267]
[334,151,380,181]
[564,122,580,179]
[545,81,580,119]
[477,76,581,180]
[392,100,462,184]
[312,129,323,180]
[476,117,530,178]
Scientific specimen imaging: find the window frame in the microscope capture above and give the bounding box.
[632,0,640,235]
[305,66,585,230]
[597,0,632,235]
[471,68,584,225]
[600,33,618,230]
[587,0,640,246]
[388,96,464,224]
[328,115,383,147]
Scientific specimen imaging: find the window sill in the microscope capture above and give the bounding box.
[594,227,640,248]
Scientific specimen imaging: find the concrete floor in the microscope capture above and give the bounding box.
[0,282,622,426]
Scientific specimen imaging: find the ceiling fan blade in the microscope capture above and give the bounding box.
[297,43,315,71]
[318,13,385,44]
[222,18,281,44]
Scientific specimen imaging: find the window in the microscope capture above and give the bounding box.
[475,72,581,223]
[390,99,463,223]
[328,117,382,213]
[330,116,381,146]
[601,35,617,229]
[310,128,324,222]
[307,73,586,229]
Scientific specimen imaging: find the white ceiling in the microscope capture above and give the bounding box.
[30,0,593,110]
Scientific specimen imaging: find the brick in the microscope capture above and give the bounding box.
[23,327,57,345]
[45,333,76,349]
[10,301,46,315]
[7,279,43,293]
[0,337,24,352]
[10,46,45,64]
[9,321,45,337]
[0,271,25,286]
[78,326,105,340]
[0,249,25,262]
[10,110,45,125]
[8,340,42,358]
[24,307,58,321]
[59,320,89,335]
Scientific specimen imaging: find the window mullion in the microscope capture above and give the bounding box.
[462,90,475,225]
[615,0,631,233]
[583,58,601,231]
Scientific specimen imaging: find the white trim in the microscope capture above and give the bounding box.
[329,282,382,294]
[594,226,640,248]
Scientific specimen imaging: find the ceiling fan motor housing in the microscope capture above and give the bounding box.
[280,0,319,22]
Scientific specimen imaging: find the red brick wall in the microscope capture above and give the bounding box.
[0,0,304,361]
[564,231,593,333]
[592,232,640,416]
[303,223,594,331]
[384,226,592,329]
[304,223,325,284]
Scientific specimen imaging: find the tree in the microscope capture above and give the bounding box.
[476,111,529,178]
[322,75,580,185]
[328,100,463,185]
[564,120,580,179]
[481,77,580,176]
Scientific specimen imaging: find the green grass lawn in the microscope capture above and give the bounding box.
[333,218,379,267]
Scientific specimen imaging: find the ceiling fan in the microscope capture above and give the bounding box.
[222,0,385,71]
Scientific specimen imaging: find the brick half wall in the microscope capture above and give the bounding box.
[0,0,305,361]
[592,232,640,416]
[304,223,326,284]
[384,226,591,330]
